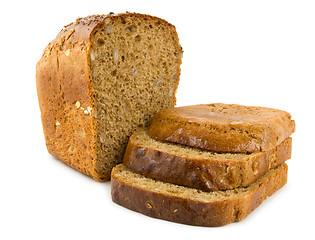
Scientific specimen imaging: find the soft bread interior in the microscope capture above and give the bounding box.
[131,129,261,161]
[112,163,287,202]
[89,14,182,180]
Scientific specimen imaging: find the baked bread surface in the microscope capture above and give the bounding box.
[148,103,295,153]
[111,163,288,227]
[36,13,182,181]
[123,129,292,191]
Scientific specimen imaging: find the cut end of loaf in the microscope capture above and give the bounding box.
[89,13,183,181]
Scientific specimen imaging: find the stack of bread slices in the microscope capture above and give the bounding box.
[111,103,295,226]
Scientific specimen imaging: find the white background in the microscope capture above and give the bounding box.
[1,0,314,239]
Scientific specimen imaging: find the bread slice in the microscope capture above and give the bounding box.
[36,13,183,181]
[123,129,291,191]
[148,103,295,153]
[111,163,288,227]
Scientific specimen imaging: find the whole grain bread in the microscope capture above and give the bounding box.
[111,163,288,227]
[36,13,182,181]
[148,103,295,153]
[123,129,291,191]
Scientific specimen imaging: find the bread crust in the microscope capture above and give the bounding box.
[111,163,288,227]
[36,13,182,181]
[124,129,291,191]
[36,15,101,179]
[148,103,295,153]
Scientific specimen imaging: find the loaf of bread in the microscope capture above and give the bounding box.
[36,13,183,181]
[148,103,295,153]
[111,163,288,227]
[123,129,292,191]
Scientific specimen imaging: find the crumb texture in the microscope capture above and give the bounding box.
[111,163,288,226]
[123,129,292,191]
[90,14,182,180]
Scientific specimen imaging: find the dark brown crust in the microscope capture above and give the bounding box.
[111,164,288,227]
[124,130,291,191]
[36,13,182,181]
[148,103,295,153]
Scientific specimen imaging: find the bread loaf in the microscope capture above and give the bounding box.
[123,129,292,191]
[111,163,288,227]
[148,103,295,153]
[36,13,183,181]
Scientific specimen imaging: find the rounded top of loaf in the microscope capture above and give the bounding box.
[39,12,178,59]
